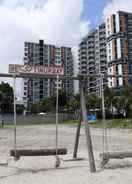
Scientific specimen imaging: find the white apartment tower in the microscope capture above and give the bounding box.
[79,23,107,96]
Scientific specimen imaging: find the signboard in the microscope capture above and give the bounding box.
[8,64,64,76]
[87,114,97,121]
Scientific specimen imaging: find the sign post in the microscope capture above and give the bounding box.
[9,64,64,76]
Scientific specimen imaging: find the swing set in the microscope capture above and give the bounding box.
[0,64,96,172]
[1,64,132,172]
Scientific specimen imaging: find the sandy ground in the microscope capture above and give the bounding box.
[0,124,132,184]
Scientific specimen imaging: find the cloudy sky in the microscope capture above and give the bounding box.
[0,0,89,74]
[0,0,132,94]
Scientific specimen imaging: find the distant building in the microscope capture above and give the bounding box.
[106,11,132,88]
[79,23,107,96]
[23,40,74,108]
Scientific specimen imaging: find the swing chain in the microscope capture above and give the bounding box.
[55,75,60,168]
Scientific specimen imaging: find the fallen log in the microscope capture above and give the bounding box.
[10,148,67,160]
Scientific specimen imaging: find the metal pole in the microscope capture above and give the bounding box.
[80,83,96,173]
[13,75,17,160]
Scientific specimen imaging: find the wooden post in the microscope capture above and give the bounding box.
[73,114,82,158]
[80,82,96,173]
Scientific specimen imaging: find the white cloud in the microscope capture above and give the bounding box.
[0,0,89,94]
[0,0,47,8]
[0,0,89,74]
[103,0,132,17]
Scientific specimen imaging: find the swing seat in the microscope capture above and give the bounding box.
[10,148,67,160]
[100,151,132,167]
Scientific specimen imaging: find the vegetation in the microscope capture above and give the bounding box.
[0,80,132,121]
[0,82,13,113]
[64,119,132,129]
[104,86,132,118]
[30,90,67,113]
[16,104,25,114]
[91,119,132,129]
[29,86,132,120]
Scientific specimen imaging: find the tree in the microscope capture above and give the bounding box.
[104,87,115,117]
[16,104,25,114]
[31,103,41,113]
[0,82,13,113]
[121,86,132,117]
[65,93,80,119]
[67,94,80,111]
[86,94,101,112]
[40,96,56,112]
[58,90,67,107]
[104,86,132,118]
[113,96,124,117]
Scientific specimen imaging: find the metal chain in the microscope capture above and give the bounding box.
[101,74,108,153]
[13,75,17,161]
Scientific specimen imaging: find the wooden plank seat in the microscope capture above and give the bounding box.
[10,148,67,161]
[100,152,132,168]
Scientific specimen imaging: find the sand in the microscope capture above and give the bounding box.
[0,124,132,184]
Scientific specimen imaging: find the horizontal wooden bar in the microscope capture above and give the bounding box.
[10,148,67,158]
[1,73,132,79]
[100,151,132,160]
[100,151,132,167]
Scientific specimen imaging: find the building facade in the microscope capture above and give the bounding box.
[106,11,132,88]
[23,40,74,108]
[79,23,107,96]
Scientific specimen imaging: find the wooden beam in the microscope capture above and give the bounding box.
[73,118,82,159]
[100,152,132,160]
[100,151,132,167]
[10,148,67,160]
[1,73,132,79]
[80,83,96,173]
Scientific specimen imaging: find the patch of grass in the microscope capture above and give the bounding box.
[60,119,132,129]
[1,119,132,129]
[90,119,132,129]
[62,120,79,125]
[0,119,79,128]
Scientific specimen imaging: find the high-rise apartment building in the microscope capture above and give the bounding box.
[106,11,132,88]
[23,40,74,108]
[79,23,107,96]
